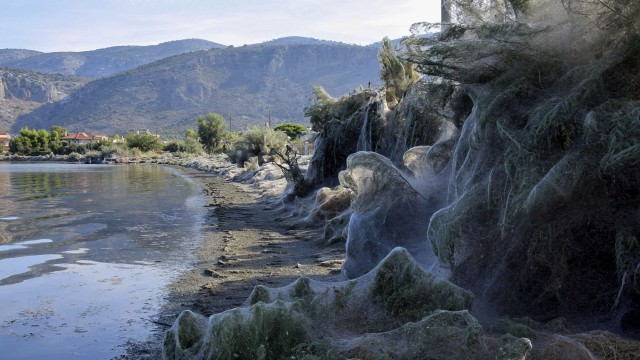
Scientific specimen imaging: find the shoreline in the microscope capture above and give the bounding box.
[118,161,345,359]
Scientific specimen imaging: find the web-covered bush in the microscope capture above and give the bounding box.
[401,0,640,323]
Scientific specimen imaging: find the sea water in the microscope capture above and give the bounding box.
[0,163,205,359]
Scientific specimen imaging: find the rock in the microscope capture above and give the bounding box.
[202,269,221,278]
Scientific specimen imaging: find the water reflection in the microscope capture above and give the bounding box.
[0,239,53,252]
[0,163,205,359]
[0,260,170,359]
[0,254,63,280]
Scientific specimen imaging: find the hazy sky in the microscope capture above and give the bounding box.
[0,0,441,52]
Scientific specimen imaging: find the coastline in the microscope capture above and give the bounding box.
[117,159,345,359]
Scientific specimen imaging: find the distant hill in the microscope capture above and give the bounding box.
[0,39,225,78]
[257,37,348,47]
[0,49,43,64]
[13,43,381,136]
[0,68,87,131]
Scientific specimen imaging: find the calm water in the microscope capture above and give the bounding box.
[0,163,206,359]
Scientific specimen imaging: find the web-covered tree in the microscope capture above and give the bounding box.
[378,37,419,106]
[401,0,640,321]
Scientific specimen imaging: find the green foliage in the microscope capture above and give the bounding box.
[229,125,288,165]
[209,301,309,360]
[86,139,113,151]
[59,143,87,155]
[274,122,308,139]
[184,128,198,140]
[290,277,312,299]
[378,37,419,105]
[304,86,378,132]
[372,249,472,321]
[249,285,271,305]
[67,152,83,162]
[196,112,226,154]
[163,141,186,153]
[304,85,337,131]
[184,137,203,154]
[49,126,68,137]
[312,84,335,105]
[181,128,203,154]
[9,127,53,155]
[125,132,162,152]
[162,135,203,154]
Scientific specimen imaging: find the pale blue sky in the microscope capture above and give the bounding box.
[0,0,441,52]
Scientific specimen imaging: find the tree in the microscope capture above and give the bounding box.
[184,128,203,154]
[36,129,50,150]
[50,126,68,137]
[304,85,337,131]
[378,37,419,105]
[125,132,162,152]
[9,127,51,154]
[9,136,31,154]
[185,128,198,140]
[196,113,226,154]
[274,123,308,139]
[48,127,65,154]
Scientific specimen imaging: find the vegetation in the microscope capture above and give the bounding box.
[273,122,308,139]
[9,127,51,155]
[6,126,178,159]
[10,45,379,136]
[271,145,314,198]
[208,302,309,360]
[124,132,162,152]
[378,37,419,105]
[196,112,227,154]
[300,39,423,187]
[162,128,203,154]
[227,125,289,165]
[295,0,640,334]
[398,0,640,318]
[303,87,382,186]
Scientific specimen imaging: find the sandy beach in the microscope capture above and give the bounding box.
[118,164,345,359]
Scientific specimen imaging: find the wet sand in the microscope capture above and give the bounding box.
[118,166,345,359]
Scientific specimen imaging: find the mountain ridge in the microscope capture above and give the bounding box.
[0,67,87,130]
[12,43,381,136]
[0,39,226,78]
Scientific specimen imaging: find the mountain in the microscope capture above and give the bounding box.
[0,39,225,78]
[257,37,348,47]
[0,68,87,131]
[0,49,43,64]
[13,43,380,136]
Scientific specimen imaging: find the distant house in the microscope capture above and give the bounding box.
[60,132,109,145]
[0,132,10,151]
